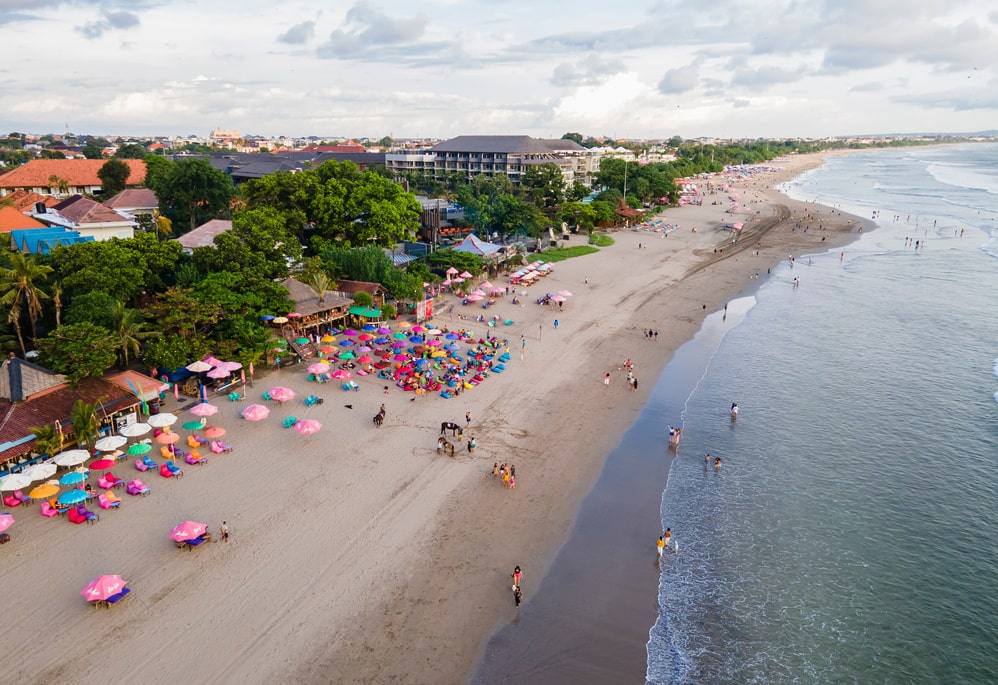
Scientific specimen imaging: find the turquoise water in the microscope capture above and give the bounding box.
[648,145,998,684]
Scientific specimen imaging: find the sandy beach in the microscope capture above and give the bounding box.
[1,151,868,685]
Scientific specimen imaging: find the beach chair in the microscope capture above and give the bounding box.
[262,391,272,401]
[160,445,175,459]
[126,479,150,496]
[3,494,20,508]
[185,450,207,465]
[13,489,31,505]
[105,586,131,606]
[440,390,452,399]
[97,475,113,489]
[282,415,298,428]
[228,391,241,401]
[104,489,122,506]
[165,460,183,477]
[209,440,232,454]
[187,435,204,449]
[104,472,124,489]
[74,503,98,524]
[98,493,119,510]
[68,507,87,524]
[40,501,61,517]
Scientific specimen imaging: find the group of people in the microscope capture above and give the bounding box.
[656,528,676,557]
[491,462,516,489]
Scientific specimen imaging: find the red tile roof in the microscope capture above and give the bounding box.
[0,159,147,190]
[52,195,132,225]
[102,188,158,210]
[2,189,60,211]
[0,205,46,233]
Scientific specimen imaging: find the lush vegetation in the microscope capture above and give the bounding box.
[536,245,600,262]
[589,234,614,247]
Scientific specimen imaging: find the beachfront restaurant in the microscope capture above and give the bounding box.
[0,358,165,476]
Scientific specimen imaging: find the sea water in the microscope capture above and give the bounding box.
[647,144,998,684]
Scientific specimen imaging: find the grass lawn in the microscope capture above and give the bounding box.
[589,233,615,247]
[539,245,600,262]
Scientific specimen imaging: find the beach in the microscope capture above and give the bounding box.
[1,151,866,685]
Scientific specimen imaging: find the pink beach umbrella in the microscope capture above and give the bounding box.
[411,325,426,333]
[358,333,374,341]
[466,294,484,302]
[156,432,180,445]
[459,271,473,278]
[190,403,219,417]
[551,295,566,303]
[442,279,453,286]
[294,419,322,435]
[207,367,231,379]
[81,574,128,603]
[88,458,117,471]
[445,267,459,275]
[241,404,270,421]
[480,280,493,289]
[393,354,409,362]
[0,512,15,534]
[331,369,352,380]
[203,426,226,439]
[357,354,374,364]
[451,277,465,283]
[491,288,505,296]
[308,362,331,375]
[170,521,208,542]
[557,290,573,297]
[268,387,295,402]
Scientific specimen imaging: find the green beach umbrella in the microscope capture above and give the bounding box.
[127,443,152,456]
[392,332,407,339]
[361,308,381,318]
[295,337,309,345]
[182,420,205,431]
[348,305,366,315]
[339,351,355,360]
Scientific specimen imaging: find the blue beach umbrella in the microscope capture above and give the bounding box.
[60,471,86,486]
[409,336,425,344]
[375,337,390,345]
[339,340,356,347]
[445,343,461,351]
[259,314,275,321]
[57,490,89,506]
[445,333,460,340]
[362,324,377,331]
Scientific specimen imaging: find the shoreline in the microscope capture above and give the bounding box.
[0,151,871,685]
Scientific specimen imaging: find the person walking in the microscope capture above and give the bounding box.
[465,411,472,428]
[664,528,671,551]
[492,463,499,478]
[512,566,522,586]
[553,319,559,330]
[512,585,522,608]
[604,372,611,387]
[220,521,229,543]
[657,535,666,558]
[468,436,477,453]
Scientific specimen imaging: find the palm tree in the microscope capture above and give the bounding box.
[108,301,150,369]
[51,281,63,328]
[306,272,332,306]
[7,301,25,355]
[70,398,103,450]
[29,424,62,457]
[0,251,54,343]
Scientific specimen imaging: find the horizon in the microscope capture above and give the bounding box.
[1,1,997,140]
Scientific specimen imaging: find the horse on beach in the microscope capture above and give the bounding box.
[373,410,385,428]
[437,437,455,457]
[440,421,464,439]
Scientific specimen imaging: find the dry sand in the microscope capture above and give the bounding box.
[1,151,866,685]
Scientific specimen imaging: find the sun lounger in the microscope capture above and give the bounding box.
[282,416,297,428]
[98,493,119,510]
[102,472,124,489]
[187,435,204,449]
[104,489,122,506]
[262,391,272,401]
[3,494,20,508]
[76,503,98,522]
[176,532,212,550]
[165,460,183,477]
[185,450,207,465]
[126,479,150,496]
[228,391,242,401]
[105,586,131,605]
[440,391,452,399]
[68,507,87,524]
[209,440,232,454]
[40,501,61,517]
[97,475,114,489]
[13,489,31,505]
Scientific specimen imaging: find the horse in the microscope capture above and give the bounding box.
[373,410,385,428]
[440,421,464,439]
[437,437,454,457]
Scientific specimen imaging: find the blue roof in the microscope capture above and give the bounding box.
[10,228,94,254]
[451,233,505,256]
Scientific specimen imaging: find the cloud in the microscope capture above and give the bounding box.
[551,55,626,87]
[76,9,140,39]
[850,81,883,92]
[892,86,998,111]
[730,64,804,89]
[658,59,702,95]
[732,98,750,108]
[317,1,427,59]
[278,20,315,45]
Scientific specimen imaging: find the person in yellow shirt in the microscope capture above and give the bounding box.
[657,536,665,558]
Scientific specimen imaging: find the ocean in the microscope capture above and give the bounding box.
[647,144,998,684]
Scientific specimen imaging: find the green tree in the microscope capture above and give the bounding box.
[6,301,24,355]
[39,149,65,160]
[114,143,148,159]
[142,286,221,338]
[305,271,332,305]
[562,132,584,145]
[29,424,62,457]
[37,323,116,385]
[97,158,132,196]
[82,143,103,159]
[50,234,181,302]
[352,291,374,307]
[70,399,103,449]
[65,291,116,329]
[192,207,302,281]
[109,301,150,369]
[156,158,233,232]
[141,154,172,192]
[142,335,209,371]
[0,251,53,344]
[521,163,565,218]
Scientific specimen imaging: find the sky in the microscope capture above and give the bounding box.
[1,0,997,140]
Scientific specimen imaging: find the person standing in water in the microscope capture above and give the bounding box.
[664,528,672,551]
[657,535,666,558]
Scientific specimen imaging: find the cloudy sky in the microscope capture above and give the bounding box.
[1,0,997,140]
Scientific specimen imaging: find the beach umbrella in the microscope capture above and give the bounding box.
[186,360,213,373]
[29,483,59,500]
[552,295,566,303]
[54,449,92,467]
[412,325,426,333]
[445,333,460,340]
[393,354,409,362]
[445,343,461,351]
[268,387,296,402]
[57,489,89,506]
[339,351,355,360]
[320,345,336,354]
[392,332,407,340]
[491,288,505,296]
[409,336,425,344]
[339,340,356,347]
[21,463,56,482]
[459,271,472,278]
[308,362,331,375]
[466,294,483,302]
[357,354,373,364]
[294,419,322,435]
[358,333,374,341]
[0,473,32,492]
[182,419,206,431]
[428,328,443,335]
[480,280,493,289]
[445,267,459,275]
[294,337,309,345]
[362,324,378,331]
[119,423,151,438]
[397,321,412,329]
[471,289,486,297]
[259,315,275,321]
[452,277,465,283]
[60,471,86,486]
[376,326,391,335]
[207,367,230,379]
[170,520,208,542]
[189,403,219,417]
[146,414,177,428]
[95,436,127,452]
[156,432,180,445]
[558,290,573,297]
[81,575,128,603]
[272,316,288,325]
[357,345,372,353]
[442,279,452,286]
[391,341,407,349]
[203,426,226,439]
[241,404,270,421]
[88,458,116,471]
[320,334,336,343]
[343,329,358,336]
[127,443,152,456]
[0,512,14,533]
[286,312,302,319]
[331,369,352,380]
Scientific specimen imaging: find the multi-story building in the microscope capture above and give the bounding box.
[386,135,599,187]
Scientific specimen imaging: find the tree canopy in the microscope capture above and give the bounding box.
[37,322,116,385]
[98,158,131,196]
[156,158,234,233]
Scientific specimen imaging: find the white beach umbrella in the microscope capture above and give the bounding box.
[95,435,128,452]
[20,462,57,482]
[53,449,91,467]
[146,413,178,428]
[186,360,213,373]
[0,473,32,491]
[119,423,152,438]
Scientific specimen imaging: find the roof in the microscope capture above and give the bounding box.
[280,277,353,317]
[0,376,139,465]
[51,195,133,225]
[175,219,233,250]
[302,144,368,153]
[2,189,61,211]
[0,357,66,402]
[10,228,94,254]
[102,188,158,210]
[229,160,299,180]
[0,205,46,233]
[334,280,386,296]
[430,135,583,155]
[104,370,168,403]
[541,138,587,151]
[0,159,147,189]
[451,233,506,256]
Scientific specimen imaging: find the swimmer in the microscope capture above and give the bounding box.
[714,457,722,469]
